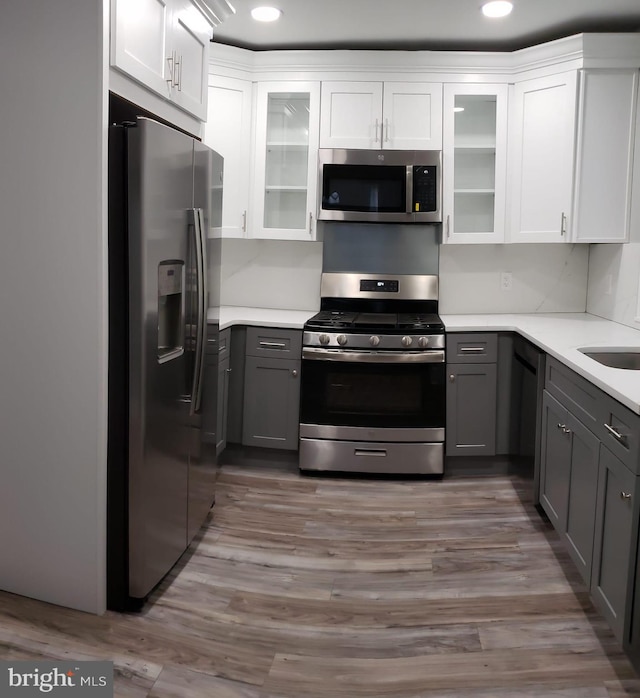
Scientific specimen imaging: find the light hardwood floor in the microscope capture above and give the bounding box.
[2,461,640,697]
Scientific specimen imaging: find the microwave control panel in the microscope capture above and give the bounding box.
[413,166,437,213]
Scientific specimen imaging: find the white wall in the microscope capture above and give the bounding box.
[221,239,323,310]
[587,98,640,329]
[0,0,108,613]
[439,244,589,314]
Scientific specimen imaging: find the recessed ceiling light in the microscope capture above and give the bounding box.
[481,1,513,18]
[251,6,282,22]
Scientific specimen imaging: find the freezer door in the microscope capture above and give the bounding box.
[187,141,223,543]
[127,117,194,599]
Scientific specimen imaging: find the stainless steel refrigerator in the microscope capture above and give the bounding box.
[107,112,223,610]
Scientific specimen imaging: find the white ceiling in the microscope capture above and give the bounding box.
[212,0,640,52]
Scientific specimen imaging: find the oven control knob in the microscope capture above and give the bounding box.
[319,333,330,345]
[401,336,413,347]
[369,335,380,347]
[418,336,429,348]
[337,334,348,346]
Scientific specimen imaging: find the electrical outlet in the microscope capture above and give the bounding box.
[501,272,513,291]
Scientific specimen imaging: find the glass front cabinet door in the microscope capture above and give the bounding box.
[442,84,508,244]
[250,82,320,240]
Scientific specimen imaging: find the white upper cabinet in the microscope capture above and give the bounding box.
[572,70,638,243]
[111,0,212,120]
[510,69,638,243]
[203,75,252,238]
[509,71,578,243]
[320,81,442,149]
[169,1,212,120]
[442,84,508,244]
[250,82,321,241]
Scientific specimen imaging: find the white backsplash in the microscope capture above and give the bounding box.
[219,237,591,316]
[220,238,323,310]
[587,241,640,330]
[439,244,589,314]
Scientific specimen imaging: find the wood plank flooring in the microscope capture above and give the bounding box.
[2,461,640,696]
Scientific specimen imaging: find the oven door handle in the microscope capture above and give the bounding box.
[302,348,445,363]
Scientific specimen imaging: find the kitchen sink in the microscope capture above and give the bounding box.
[579,348,640,370]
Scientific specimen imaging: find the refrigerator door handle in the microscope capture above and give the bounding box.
[194,207,208,413]
[187,208,205,416]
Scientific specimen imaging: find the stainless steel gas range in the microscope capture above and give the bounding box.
[299,272,445,475]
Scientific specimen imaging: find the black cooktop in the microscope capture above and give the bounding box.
[305,310,445,333]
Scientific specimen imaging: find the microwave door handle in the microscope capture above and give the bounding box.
[406,166,413,215]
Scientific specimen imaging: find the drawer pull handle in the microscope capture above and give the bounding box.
[259,341,287,349]
[604,423,628,445]
[557,423,566,430]
[621,492,632,500]
[460,347,485,353]
[355,449,387,457]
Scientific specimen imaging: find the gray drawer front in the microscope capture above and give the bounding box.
[218,328,231,359]
[600,395,640,474]
[545,357,601,434]
[447,333,497,363]
[246,327,302,359]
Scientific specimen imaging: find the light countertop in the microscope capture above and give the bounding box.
[208,307,640,415]
[208,306,317,330]
[443,313,640,414]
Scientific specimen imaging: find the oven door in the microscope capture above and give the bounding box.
[300,348,445,441]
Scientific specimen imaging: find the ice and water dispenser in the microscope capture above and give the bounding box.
[157,261,184,362]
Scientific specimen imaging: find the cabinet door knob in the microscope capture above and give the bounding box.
[292,369,298,377]
[449,374,455,383]
[621,492,632,500]
[225,367,232,373]
[557,423,566,430]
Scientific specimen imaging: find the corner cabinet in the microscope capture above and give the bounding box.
[111,0,212,120]
[442,84,508,244]
[509,69,638,243]
[509,71,578,243]
[319,81,443,150]
[250,82,321,241]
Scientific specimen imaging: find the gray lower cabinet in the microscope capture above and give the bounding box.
[242,327,302,451]
[540,389,599,584]
[446,333,498,456]
[563,410,599,586]
[216,353,230,455]
[592,444,639,642]
[539,390,571,530]
[541,356,640,646]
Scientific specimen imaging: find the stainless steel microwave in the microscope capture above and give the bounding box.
[318,149,442,223]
